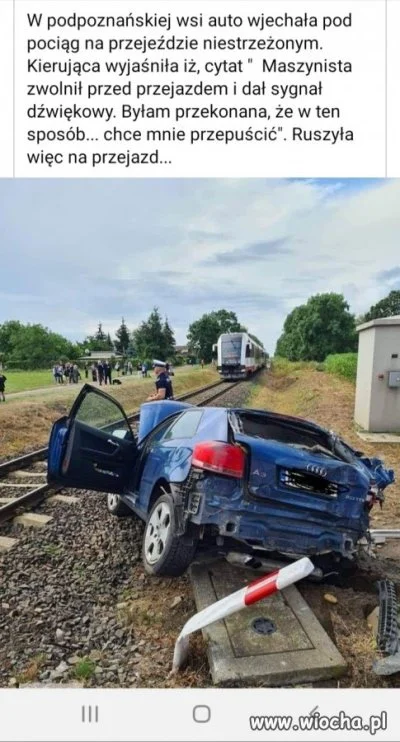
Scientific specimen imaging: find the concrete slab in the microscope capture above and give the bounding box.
[48,495,79,505]
[1,483,41,488]
[190,560,347,686]
[356,431,400,443]
[13,471,46,478]
[0,536,19,552]
[13,513,52,528]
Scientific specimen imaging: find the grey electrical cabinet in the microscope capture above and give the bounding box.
[354,316,400,432]
[388,370,400,388]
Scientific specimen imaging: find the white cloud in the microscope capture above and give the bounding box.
[0,178,399,352]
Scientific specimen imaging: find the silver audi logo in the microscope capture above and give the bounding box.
[306,463,327,477]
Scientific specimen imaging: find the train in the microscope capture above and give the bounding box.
[214,332,267,380]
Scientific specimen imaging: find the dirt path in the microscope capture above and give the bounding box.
[5,372,170,400]
[5,381,87,400]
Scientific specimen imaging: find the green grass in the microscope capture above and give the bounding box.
[2,364,212,394]
[272,355,358,383]
[73,658,96,680]
[2,369,55,393]
[42,543,63,557]
[324,353,358,383]
[272,357,320,374]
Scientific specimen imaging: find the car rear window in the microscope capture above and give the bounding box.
[163,409,203,440]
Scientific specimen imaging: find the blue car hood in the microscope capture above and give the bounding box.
[138,400,193,441]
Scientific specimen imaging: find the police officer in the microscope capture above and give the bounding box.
[146,360,174,401]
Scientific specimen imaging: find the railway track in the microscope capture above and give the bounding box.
[0,379,240,526]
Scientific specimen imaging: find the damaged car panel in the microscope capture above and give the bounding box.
[48,384,395,577]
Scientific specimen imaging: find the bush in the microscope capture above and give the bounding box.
[273,357,320,375]
[4,360,47,371]
[173,356,186,367]
[324,353,358,382]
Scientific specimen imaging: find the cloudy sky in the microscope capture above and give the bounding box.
[1,178,399,353]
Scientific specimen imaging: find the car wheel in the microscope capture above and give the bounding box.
[142,492,197,576]
[106,493,131,517]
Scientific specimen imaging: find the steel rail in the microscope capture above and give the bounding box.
[0,447,49,478]
[0,380,240,525]
[0,485,49,523]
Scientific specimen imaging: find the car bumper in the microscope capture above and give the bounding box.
[188,473,369,558]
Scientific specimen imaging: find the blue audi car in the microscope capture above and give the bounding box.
[48,384,395,577]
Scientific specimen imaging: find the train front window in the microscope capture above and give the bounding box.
[221,336,242,362]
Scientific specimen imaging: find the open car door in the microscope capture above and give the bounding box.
[48,384,138,494]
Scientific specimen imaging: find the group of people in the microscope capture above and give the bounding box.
[0,356,175,404]
[88,361,113,385]
[51,359,175,390]
[115,360,134,376]
[87,358,174,398]
[52,362,81,384]
[87,358,175,399]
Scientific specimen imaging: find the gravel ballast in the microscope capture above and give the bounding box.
[0,381,254,688]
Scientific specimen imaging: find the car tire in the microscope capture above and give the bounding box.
[142,492,197,577]
[106,493,131,517]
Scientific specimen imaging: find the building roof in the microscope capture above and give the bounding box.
[79,351,123,360]
[356,315,400,332]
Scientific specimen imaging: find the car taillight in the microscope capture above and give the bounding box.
[192,441,245,478]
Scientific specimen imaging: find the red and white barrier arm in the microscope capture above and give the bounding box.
[172,556,314,672]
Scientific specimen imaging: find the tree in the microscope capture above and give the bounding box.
[0,321,80,369]
[354,313,367,327]
[212,309,245,335]
[275,293,357,362]
[275,305,308,360]
[0,320,24,357]
[83,323,114,352]
[126,337,137,358]
[363,290,400,323]
[162,317,176,359]
[187,309,246,362]
[95,322,107,342]
[133,307,168,360]
[115,318,130,355]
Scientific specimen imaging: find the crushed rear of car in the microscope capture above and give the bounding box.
[183,407,395,566]
[47,384,395,577]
